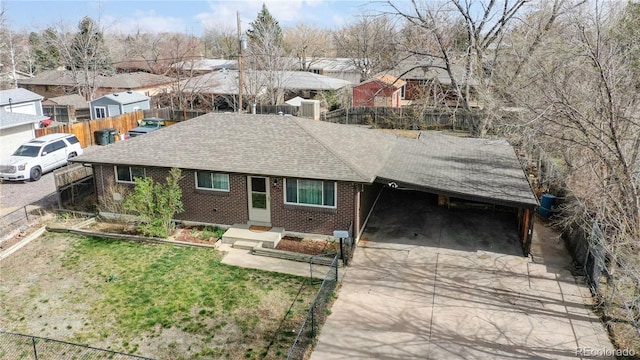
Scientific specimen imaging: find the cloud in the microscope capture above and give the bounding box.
[104,10,187,34]
[195,0,308,32]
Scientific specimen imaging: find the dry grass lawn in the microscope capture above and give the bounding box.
[0,233,319,359]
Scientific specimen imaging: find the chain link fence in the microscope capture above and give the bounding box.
[0,331,153,360]
[0,190,58,248]
[287,254,339,360]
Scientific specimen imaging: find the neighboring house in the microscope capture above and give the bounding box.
[42,94,90,122]
[0,88,49,156]
[390,58,479,107]
[0,69,33,90]
[71,113,539,253]
[304,58,362,84]
[115,57,156,74]
[0,110,48,157]
[179,70,352,111]
[0,88,45,115]
[352,74,406,108]
[89,91,150,120]
[17,71,175,99]
[172,58,238,75]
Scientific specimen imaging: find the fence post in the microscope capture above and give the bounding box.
[311,304,316,337]
[32,337,38,360]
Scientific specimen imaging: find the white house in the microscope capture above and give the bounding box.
[0,88,48,157]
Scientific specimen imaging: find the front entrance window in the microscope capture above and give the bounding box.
[251,177,267,209]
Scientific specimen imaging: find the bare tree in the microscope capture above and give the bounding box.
[202,26,238,59]
[333,14,399,80]
[283,23,333,71]
[509,0,640,336]
[388,0,551,135]
[42,17,113,100]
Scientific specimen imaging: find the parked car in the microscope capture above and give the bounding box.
[0,133,83,182]
[127,117,171,138]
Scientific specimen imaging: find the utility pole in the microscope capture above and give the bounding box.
[237,12,243,113]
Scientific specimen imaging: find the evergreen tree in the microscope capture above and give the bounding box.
[29,30,60,73]
[69,16,113,73]
[247,4,283,47]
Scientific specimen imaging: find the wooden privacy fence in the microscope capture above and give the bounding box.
[321,106,482,131]
[35,111,144,148]
[143,107,206,121]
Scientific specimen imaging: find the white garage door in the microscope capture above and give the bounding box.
[3,102,37,115]
[0,125,36,157]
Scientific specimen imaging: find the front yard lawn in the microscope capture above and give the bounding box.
[0,233,319,359]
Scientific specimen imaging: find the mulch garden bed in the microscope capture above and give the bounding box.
[275,236,339,255]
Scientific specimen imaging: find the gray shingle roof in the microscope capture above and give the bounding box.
[0,110,47,130]
[18,71,174,89]
[389,58,479,86]
[0,88,43,106]
[72,114,537,208]
[378,133,538,207]
[46,94,89,108]
[93,91,149,105]
[174,58,238,71]
[73,113,397,182]
[180,70,352,95]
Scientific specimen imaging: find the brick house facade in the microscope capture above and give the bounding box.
[352,74,406,108]
[94,165,381,237]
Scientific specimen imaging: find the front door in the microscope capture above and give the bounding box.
[248,176,271,224]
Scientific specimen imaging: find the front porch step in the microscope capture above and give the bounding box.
[233,240,262,250]
[222,227,283,248]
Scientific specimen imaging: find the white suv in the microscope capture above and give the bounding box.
[0,133,83,182]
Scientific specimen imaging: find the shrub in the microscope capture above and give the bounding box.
[123,168,184,238]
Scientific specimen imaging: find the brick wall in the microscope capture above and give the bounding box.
[178,172,248,224]
[94,166,359,235]
[269,177,355,235]
[356,182,383,237]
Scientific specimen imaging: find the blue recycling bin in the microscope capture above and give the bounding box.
[538,193,557,218]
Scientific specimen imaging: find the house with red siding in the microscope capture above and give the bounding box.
[352,74,406,108]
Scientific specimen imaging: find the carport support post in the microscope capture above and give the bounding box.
[522,208,534,256]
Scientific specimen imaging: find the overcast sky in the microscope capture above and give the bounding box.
[3,0,393,35]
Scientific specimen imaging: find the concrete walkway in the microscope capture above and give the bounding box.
[311,191,613,359]
[218,243,343,280]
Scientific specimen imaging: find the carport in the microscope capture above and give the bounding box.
[374,133,538,256]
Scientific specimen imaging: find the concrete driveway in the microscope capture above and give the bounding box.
[311,190,613,359]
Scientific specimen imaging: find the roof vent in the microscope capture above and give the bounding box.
[127,90,132,94]
[113,93,119,96]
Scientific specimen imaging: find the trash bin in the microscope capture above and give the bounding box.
[538,193,557,218]
[94,129,109,146]
[107,128,117,144]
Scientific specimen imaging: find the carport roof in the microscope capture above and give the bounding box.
[377,133,539,208]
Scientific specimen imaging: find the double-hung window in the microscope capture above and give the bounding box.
[284,178,336,208]
[95,107,106,119]
[195,171,230,191]
[115,166,145,183]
